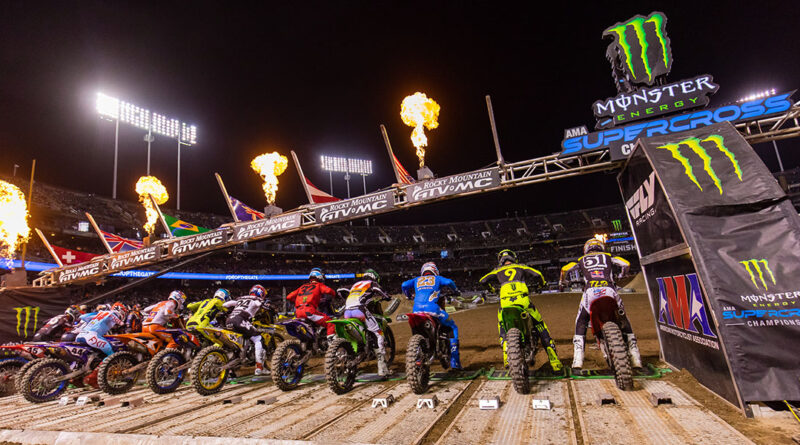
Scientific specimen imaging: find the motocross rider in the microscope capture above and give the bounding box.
[343,269,392,377]
[479,249,563,372]
[33,305,81,341]
[186,288,231,330]
[401,262,463,369]
[224,285,271,376]
[142,291,187,349]
[75,302,128,356]
[287,268,337,340]
[125,304,143,333]
[61,309,98,342]
[559,238,641,371]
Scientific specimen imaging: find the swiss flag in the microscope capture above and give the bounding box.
[51,246,100,265]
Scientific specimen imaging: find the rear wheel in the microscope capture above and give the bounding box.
[98,351,139,395]
[0,358,27,396]
[146,348,187,394]
[507,328,530,394]
[20,358,70,403]
[325,338,356,395]
[15,359,39,395]
[406,335,430,394]
[270,340,304,391]
[602,322,633,391]
[191,345,228,395]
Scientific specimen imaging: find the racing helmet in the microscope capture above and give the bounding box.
[65,305,81,320]
[169,290,187,308]
[583,238,605,255]
[111,302,128,318]
[309,268,325,282]
[363,269,380,283]
[249,285,267,301]
[497,249,517,265]
[421,262,439,276]
[95,304,108,312]
[214,288,231,302]
[78,304,88,314]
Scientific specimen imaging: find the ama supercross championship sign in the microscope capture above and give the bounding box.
[620,121,800,409]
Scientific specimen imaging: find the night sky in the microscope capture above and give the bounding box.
[1,1,798,225]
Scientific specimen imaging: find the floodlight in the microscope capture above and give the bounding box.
[348,158,373,175]
[96,93,120,120]
[737,88,777,103]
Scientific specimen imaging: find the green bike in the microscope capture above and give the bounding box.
[499,304,541,394]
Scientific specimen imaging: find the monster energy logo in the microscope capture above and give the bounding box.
[612,219,622,231]
[604,11,672,85]
[14,306,39,338]
[657,135,742,194]
[739,259,776,291]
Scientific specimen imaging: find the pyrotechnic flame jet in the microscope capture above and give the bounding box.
[251,152,288,206]
[401,92,440,168]
[0,180,30,260]
[135,176,169,236]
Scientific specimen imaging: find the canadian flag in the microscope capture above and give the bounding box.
[51,246,100,265]
[304,177,340,204]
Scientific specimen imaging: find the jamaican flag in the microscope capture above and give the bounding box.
[162,214,210,237]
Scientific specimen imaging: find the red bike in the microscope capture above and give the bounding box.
[587,287,633,390]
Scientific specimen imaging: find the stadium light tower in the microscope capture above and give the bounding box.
[321,155,372,198]
[95,93,197,208]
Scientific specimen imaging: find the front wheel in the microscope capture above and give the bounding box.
[191,345,229,396]
[325,338,356,395]
[602,322,633,391]
[0,358,27,397]
[20,358,70,403]
[507,328,530,394]
[270,340,304,391]
[146,348,187,394]
[98,351,139,395]
[406,335,430,395]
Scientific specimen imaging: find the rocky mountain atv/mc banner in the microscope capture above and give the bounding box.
[620,121,800,411]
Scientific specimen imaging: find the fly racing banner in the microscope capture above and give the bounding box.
[314,190,395,224]
[631,121,800,406]
[107,245,161,272]
[0,287,79,344]
[406,168,501,203]
[167,228,231,257]
[232,212,302,242]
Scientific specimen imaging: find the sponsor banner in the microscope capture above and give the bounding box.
[607,240,636,255]
[406,168,501,203]
[592,75,719,129]
[232,212,302,242]
[55,259,106,284]
[108,246,160,271]
[0,287,79,343]
[603,11,673,90]
[314,191,395,224]
[167,228,230,257]
[642,254,739,405]
[560,91,794,159]
[642,121,800,402]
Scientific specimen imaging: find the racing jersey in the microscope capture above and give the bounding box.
[187,298,227,327]
[479,264,545,298]
[345,280,389,309]
[401,275,458,312]
[80,310,123,336]
[143,300,180,326]
[224,295,264,320]
[560,252,630,290]
[287,281,336,310]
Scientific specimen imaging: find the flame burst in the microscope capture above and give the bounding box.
[0,180,31,259]
[135,176,169,235]
[400,92,440,168]
[251,152,288,206]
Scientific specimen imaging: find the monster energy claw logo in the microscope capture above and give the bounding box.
[612,219,622,231]
[604,11,672,85]
[739,259,776,291]
[14,306,39,338]
[658,135,742,194]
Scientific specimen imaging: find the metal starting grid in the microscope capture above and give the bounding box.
[32,99,800,288]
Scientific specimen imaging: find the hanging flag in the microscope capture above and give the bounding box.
[305,177,340,204]
[51,245,100,265]
[229,195,265,221]
[162,214,210,237]
[391,151,416,185]
[100,230,144,252]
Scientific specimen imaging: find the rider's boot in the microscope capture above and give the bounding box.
[545,339,563,372]
[376,351,389,377]
[83,368,99,388]
[626,334,643,368]
[255,362,269,376]
[449,339,462,370]
[501,337,509,368]
[572,335,585,371]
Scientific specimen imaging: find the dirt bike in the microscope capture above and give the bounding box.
[324,296,399,395]
[499,304,541,395]
[0,343,49,396]
[18,340,124,403]
[587,287,634,390]
[405,294,457,394]
[190,324,281,395]
[145,328,202,394]
[98,332,166,395]
[270,317,329,391]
